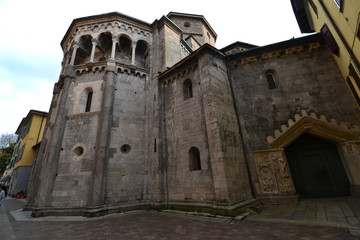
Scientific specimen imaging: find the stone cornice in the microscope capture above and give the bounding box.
[72,61,149,78]
[226,33,324,67]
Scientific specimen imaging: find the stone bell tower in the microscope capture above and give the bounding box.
[26,12,154,216]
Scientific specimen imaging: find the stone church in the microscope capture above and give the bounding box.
[26,11,360,217]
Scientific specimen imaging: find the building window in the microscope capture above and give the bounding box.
[73,146,84,156]
[16,144,25,162]
[120,144,131,154]
[265,70,277,89]
[349,63,360,88]
[183,79,193,100]
[85,91,93,112]
[184,22,191,28]
[154,138,157,153]
[346,77,360,107]
[320,24,339,56]
[189,147,201,171]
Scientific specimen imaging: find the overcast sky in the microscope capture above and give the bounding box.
[0,0,304,136]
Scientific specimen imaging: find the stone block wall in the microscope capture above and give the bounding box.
[68,73,103,114]
[229,44,360,152]
[164,25,189,69]
[106,72,147,203]
[227,37,360,199]
[51,113,98,207]
[198,52,252,203]
[158,49,253,205]
[161,62,215,202]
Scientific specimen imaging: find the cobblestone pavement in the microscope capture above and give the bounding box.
[1,198,359,240]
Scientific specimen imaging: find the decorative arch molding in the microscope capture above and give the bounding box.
[253,109,360,200]
[267,109,359,148]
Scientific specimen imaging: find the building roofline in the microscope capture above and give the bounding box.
[158,43,224,80]
[61,11,152,49]
[15,110,48,134]
[153,15,183,35]
[225,33,321,60]
[166,12,217,39]
[220,41,258,53]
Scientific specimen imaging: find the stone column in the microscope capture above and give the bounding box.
[89,61,116,206]
[26,65,76,209]
[70,45,79,65]
[110,36,117,60]
[131,42,136,65]
[90,39,97,63]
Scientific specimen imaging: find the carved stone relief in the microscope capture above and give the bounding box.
[253,150,295,195]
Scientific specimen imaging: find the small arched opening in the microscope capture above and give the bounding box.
[135,40,149,69]
[96,32,113,62]
[119,34,132,64]
[74,35,92,65]
[189,147,201,171]
[183,79,193,100]
[265,69,277,89]
[79,87,94,113]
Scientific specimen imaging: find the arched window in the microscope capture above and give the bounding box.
[184,22,191,28]
[183,79,193,100]
[83,88,93,113]
[135,40,149,68]
[119,35,132,64]
[265,70,277,89]
[189,147,201,171]
[74,35,92,65]
[96,32,113,61]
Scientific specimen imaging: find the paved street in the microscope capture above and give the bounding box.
[1,198,359,240]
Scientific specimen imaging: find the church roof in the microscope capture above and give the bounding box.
[225,33,321,60]
[166,12,217,39]
[61,12,152,49]
[220,41,258,55]
[158,43,223,80]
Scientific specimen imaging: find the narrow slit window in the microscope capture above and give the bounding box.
[85,91,93,112]
[154,138,157,153]
[183,79,193,100]
[189,147,201,171]
[266,73,276,89]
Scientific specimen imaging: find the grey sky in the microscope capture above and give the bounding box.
[0,0,304,135]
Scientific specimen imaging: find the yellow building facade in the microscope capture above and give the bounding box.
[291,0,360,107]
[7,110,48,196]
